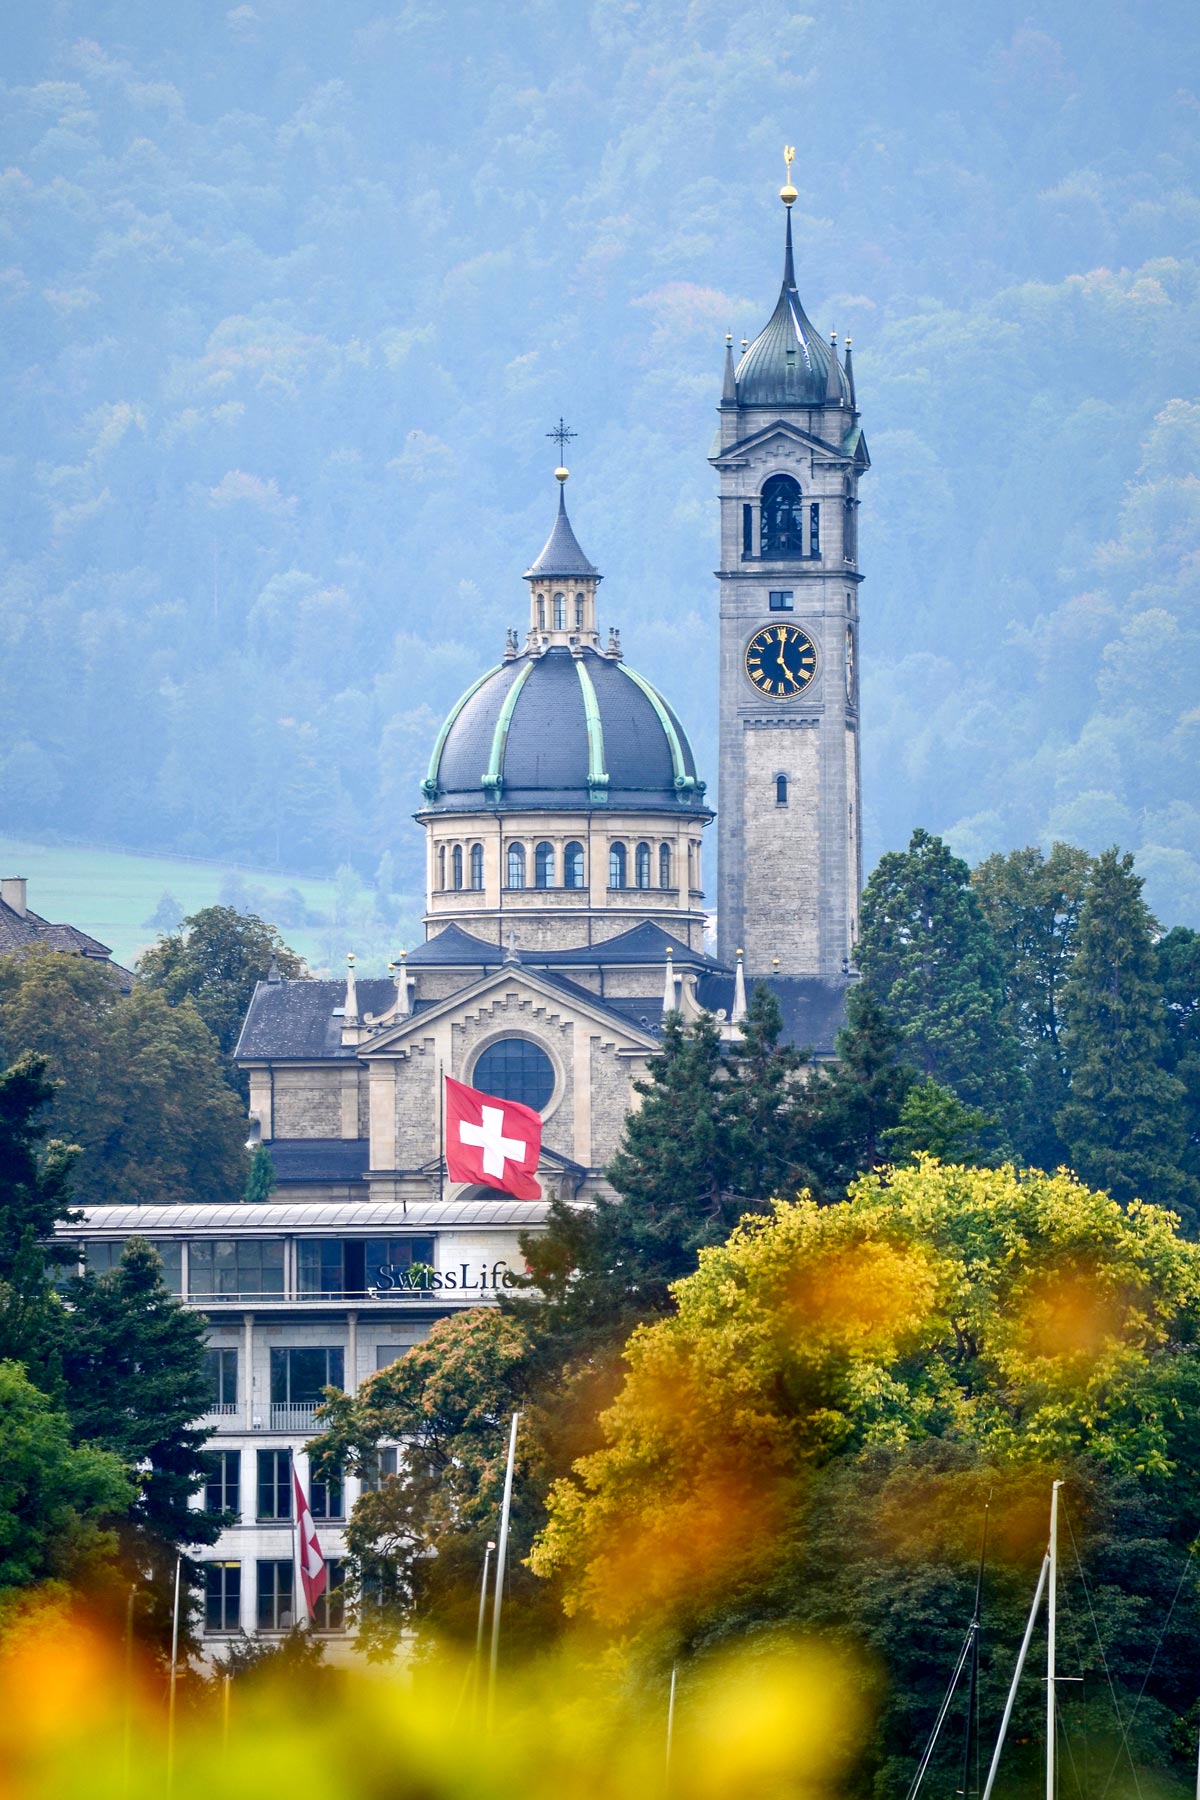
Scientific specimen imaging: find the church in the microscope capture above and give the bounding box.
[58,166,869,1645]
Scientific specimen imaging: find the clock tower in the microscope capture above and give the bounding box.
[713,156,869,980]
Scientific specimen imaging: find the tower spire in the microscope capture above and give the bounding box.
[781,144,797,288]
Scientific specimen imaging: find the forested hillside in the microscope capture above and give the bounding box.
[2,1,1198,922]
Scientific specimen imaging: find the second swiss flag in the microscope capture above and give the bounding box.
[444,1075,542,1200]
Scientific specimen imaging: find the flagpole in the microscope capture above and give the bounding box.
[474,1538,495,1719]
[487,1411,521,1727]
[665,1662,678,1783]
[166,1555,182,1799]
[439,1059,445,1205]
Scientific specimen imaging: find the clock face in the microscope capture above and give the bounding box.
[744,623,818,699]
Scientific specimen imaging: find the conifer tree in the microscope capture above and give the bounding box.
[1157,926,1200,1188]
[0,1052,80,1387]
[972,842,1093,1168]
[1057,849,1192,1219]
[801,983,917,1196]
[244,1140,276,1203]
[64,1238,220,1647]
[857,828,1025,1141]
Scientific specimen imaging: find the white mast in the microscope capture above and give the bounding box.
[1047,1478,1062,1800]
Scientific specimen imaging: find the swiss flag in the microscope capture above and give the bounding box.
[293,1464,328,1619]
[444,1075,542,1200]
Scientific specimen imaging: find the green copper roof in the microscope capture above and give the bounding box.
[421,664,503,801]
[735,210,849,410]
[482,659,534,798]
[574,657,610,802]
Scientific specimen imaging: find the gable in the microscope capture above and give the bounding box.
[711,418,850,468]
[359,962,660,1058]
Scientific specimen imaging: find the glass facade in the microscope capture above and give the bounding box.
[84,1238,182,1294]
[190,1240,284,1298]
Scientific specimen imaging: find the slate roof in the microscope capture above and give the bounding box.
[734,210,850,410]
[422,645,709,816]
[698,972,850,1058]
[0,896,135,992]
[523,486,600,579]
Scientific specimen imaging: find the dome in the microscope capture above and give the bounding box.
[420,647,709,816]
[735,211,850,410]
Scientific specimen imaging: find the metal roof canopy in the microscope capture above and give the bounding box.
[55,1199,553,1237]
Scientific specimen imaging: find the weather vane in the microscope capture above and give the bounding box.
[547,417,577,458]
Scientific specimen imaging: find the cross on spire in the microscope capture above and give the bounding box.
[547,417,577,458]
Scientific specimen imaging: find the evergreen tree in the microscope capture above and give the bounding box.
[63,1238,220,1648]
[1057,850,1193,1219]
[244,1141,277,1203]
[1157,926,1200,1188]
[880,1078,992,1164]
[801,982,917,1196]
[972,842,1093,1168]
[857,828,1025,1141]
[0,1051,80,1387]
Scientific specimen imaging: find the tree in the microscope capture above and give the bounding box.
[244,1141,277,1203]
[857,830,1025,1140]
[799,982,917,1195]
[0,1051,79,1387]
[309,1307,548,1657]
[1157,926,1200,1188]
[879,1078,992,1164]
[532,1163,1200,1793]
[0,1361,132,1617]
[63,1238,221,1649]
[137,905,307,1066]
[972,842,1094,1168]
[0,949,247,1208]
[1057,849,1194,1220]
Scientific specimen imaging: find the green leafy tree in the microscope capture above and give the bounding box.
[244,1141,277,1204]
[0,1051,80,1388]
[880,1078,992,1165]
[972,842,1094,1167]
[63,1238,221,1650]
[137,905,307,1065]
[857,830,1025,1141]
[1057,849,1193,1219]
[0,1360,133,1618]
[0,949,247,1208]
[1157,925,1200,1188]
[532,1163,1200,1794]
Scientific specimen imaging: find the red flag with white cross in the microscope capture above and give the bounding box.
[444,1075,542,1200]
[293,1464,328,1619]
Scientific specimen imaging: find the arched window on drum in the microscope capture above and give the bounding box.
[534,842,555,888]
[659,843,672,889]
[609,843,627,889]
[470,843,484,890]
[564,842,585,889]
[506,843,526,889]
[451,845,464,889]
[635,842,651,889]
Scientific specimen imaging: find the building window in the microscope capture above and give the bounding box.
[362,1446,399,1492]
[470,842,484,889]
[472,1038,555,1112]
[506,843,526,889]
[297,1239,349,1297]
[659,843,672,889]
[844,480,857,563]
[534,841,555,888]
[256,1559,295,1632]
[257,1449,292,1522]
[311,1560,347,1633]
[574,594,584,627]
[310,1464,343,1522]
[438,845,446,889]
[85,1238,182,1294]
[537,595,545,628]
[190,1240,284,1299]
[635,842,651,888]
[364,1237,436,1292]
[553,593,566,628]
[609,843,627,889]
[768,590,794,612]
[202,1347,238,1411]
[742,502,753,558]
[204,1449,240,1518]
[776,775,789,806]
[761,474,804,556]
[205,1562,241,1635]
[452,845,463,889]
[810,502,820,557]
[269,1347,344,1417]
[564,841,585,888]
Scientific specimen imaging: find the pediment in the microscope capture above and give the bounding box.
[711,418,850,468]
[358,962,660,1057]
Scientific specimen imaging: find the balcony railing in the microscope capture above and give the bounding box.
[269,1403,321,1432]
[204,1403,238,1420]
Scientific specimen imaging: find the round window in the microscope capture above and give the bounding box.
[472,1038,555,1112]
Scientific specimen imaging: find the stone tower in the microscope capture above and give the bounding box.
[713,164,869,979]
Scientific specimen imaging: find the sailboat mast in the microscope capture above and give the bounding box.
[1046,1479,1062,1800]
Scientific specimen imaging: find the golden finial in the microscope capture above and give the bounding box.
[725,331,733,347]
[736,947,744,959]
[780,144,798,209]
[555,466,569,483]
